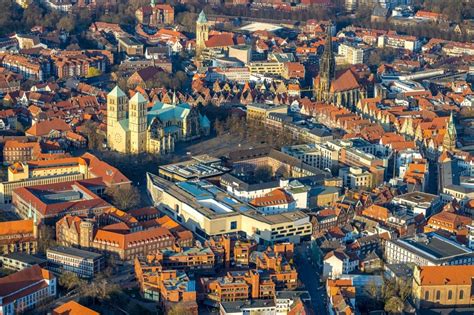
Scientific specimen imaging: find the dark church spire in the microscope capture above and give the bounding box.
[314,21,336,102]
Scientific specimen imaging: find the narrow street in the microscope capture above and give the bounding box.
[295,243,327,315]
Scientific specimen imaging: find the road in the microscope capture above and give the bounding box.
[295,243,327,315]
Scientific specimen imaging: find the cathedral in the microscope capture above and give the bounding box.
[313,24,369,108]
[106,86,210,154]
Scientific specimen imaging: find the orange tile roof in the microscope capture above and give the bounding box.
[25,118,71,137]
[361,205,389,222]
[0,219,34,236]
[428,211,471,228]
[417,265,474,286]
[53,301,99,315]
[93,226,174,250]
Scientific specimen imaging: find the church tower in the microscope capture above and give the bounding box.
[107,86,128,150]
[196,10,209,58]
[315,22,336,102]
[442,112,457,151]
[129,92,148,154]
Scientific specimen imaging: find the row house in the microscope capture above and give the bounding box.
[135,263,198,314]
[0,53,46,80]
[2,140,41,165]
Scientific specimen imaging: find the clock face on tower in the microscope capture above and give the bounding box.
[115,133,122,143]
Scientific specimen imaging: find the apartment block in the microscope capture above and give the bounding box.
[46,246,104,279]
[0,53,46,80]
[0,252,47,271]
[338,43,370,65]
[50,50,112,79]
[377,34,421,52]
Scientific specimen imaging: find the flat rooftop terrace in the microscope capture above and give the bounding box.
[397,233,472,260]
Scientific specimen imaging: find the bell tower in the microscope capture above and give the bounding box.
[196,10,209,58]
[442,112,457,151]
[315,22,336,102]
[107,86,128,151]
[129,92,148,154]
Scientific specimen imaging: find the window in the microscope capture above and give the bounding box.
[459,290,464,299]
[230,221,237,230]
[436,291,440,300]
[424,291,429,300]
[448,290,452,300]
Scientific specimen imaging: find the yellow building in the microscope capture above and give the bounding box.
[8,158,89,182]
[16,0,31,9]
[413,265,474,309]
[246,103,287,124]
[106,86,210,154]
[1,153,130,204]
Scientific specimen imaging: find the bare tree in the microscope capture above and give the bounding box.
[105,185,141,210]
[58,271,83,290]
[37,225,57,254]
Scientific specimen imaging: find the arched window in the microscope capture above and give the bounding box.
[425,291,429,300]
[448,290,453,300]
[459,290,464,299]
[436,291,441,300]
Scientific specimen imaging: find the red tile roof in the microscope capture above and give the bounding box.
[81,152,131,186]
[13,178,110,217]
[0,265,54,304]
[250,189,294,207]
[330,69,361,93]
[205,33,235,48]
